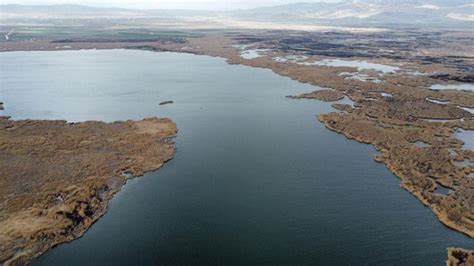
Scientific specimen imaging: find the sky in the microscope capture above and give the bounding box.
[0,0,342,10]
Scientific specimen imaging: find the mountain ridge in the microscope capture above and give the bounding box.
[1,1,472,26]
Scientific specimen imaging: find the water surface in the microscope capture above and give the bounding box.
[302,59,399,74]
[240,49,268,59]
[0,50,472,265]
[456,129,474,150]
[431,83,474,92]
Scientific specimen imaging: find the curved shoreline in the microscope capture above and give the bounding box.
[174,36,474,239]
[317,112,474,238]
[1,32,473,263]
[158,34,474,260]
[0,117,177,265]
[447,248,474,265]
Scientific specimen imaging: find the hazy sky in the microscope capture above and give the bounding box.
[0,0,342,10]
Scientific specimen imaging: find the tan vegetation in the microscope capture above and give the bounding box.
[1,27,473,263]
[288,89,345,102]
[168,34,474,238]
[447,248,474,266]
[0,117,177,265]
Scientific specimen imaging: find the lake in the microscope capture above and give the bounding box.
[0,49,472,265]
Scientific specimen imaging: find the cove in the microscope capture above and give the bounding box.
[0,49,472,265]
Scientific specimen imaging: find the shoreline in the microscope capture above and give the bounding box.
[0,117,178,265]
[1,32,473,263]
[174,36,474,239]
[317,113,474,238]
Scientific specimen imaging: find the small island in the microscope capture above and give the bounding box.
[159,100,174,106]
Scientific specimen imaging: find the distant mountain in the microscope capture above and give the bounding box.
[0,1,472,26]
[230,0,474,26]
[0,4,133,15]
[0,4,212,19]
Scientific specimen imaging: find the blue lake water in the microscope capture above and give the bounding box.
[0,50,472,265]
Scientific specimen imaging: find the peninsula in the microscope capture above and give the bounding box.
[0,117,177,265]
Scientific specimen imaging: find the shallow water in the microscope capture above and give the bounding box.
[433,182,450,196]
[453,159,472,168]
[339,71,382,83]
[458,106,474,114]
[336,96,355,107]
[1,50,472,265]
[426,97,449,105]
[431,83,474,92]
[273,55,308,63]
[424,118,462,123]
[240,49,268,59]
[414,141,430,148]
[303,59,399,74]
[456,129,474,150]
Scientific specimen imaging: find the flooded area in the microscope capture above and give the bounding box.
[426,97,450,105]
[431,83,474,92]
[302,59,400,74]
[273,55,308,63]
[336,96,355,107]
[456,129,474,150]
[458,106,474,114]
[240,49,268,59]
[414,141,430,148]
[338,71,382,83]
[433,183,450,196]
